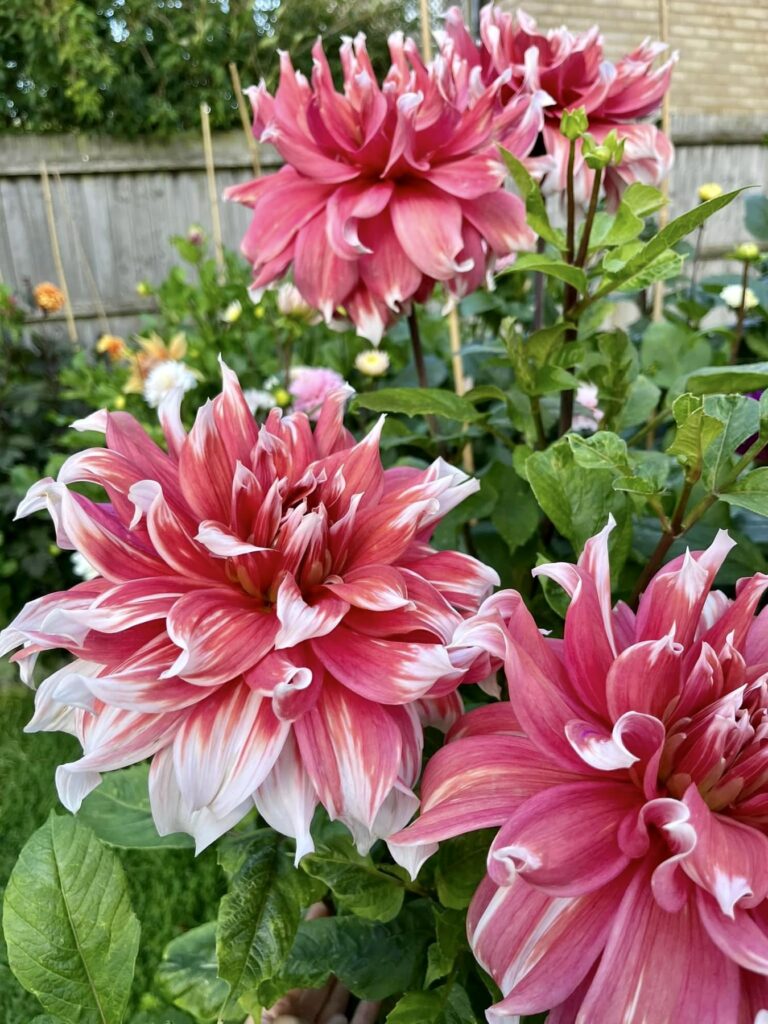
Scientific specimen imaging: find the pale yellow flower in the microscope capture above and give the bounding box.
[698,182,723,203]
[355,349,390,377]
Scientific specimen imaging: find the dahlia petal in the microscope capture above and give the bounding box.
[393,734,581,848]
[149,746,252,854]
[253,732,318,864]
[423,152,505,199]
[164,589,278,684]
[275,574,349,648]
[404,548,499,611]
[195,521,266,557]
[566,711,665,777]
[617,797,696,912]
[293,679,401,842]
[56,704,185,812]
[358,211,423,311]
[605,633,684,721]
[389,182,468,280]
[172,681,289,817]
[447,702,523,740]
[344,286,391,345]
[699,892,768,975]
[75,576,199,633]
[469,871,627,1018]
[488,780,636,895]
[579,866,741,1024]
[237,169,336,264]
[323,565,410,611]
[326,180,394,259]
[683,785,768,916]
[294,212,359,322]
[462,190,534,257]
[25,660,100,735]
[311,626,458,704]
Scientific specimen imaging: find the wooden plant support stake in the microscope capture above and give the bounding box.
[419,0,433,60]
[228,62,261,177]
[652,0,672,321]
[40,161,78,345]
[200,103,226,283]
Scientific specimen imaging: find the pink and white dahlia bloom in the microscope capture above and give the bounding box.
[394,519,768,1022]
[225,33,533,344]
[1,362,497,860]
[441,5,675,206]
[288,365,347,420]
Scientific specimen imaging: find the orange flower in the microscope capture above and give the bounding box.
[96,334,128,361]
[33,282,66,313]
[124,331,188,393]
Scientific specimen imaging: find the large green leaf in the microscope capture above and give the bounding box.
[257,900,434,1007]
[685,363,768,396]
[640,322,711,389]
[387,983,476,1023]
[701,394,762,491]
[2,813,140,1024]
[616,250,685,292]
[499,149,565,248]
[154,923,232,1023]
[720,468,768,515]
[746,194,768,243]
[216,829,318,1004]
[77,764,193,849]
[597,188,744,296]
[353,388,481,422]
[500,253,587,293]
[592,183,666,249]
[300,827,405,922]
[435,830,496,910]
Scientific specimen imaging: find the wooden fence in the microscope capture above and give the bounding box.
[0,114,766,343]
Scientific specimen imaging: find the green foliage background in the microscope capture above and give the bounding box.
[0,0,442,136]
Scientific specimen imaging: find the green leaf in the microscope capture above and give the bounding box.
[745,194,768,243]
[352,388,481,422]
[666,393,724,472]
[499,148,565,248]
[216,829,317,1003]
[435,830,496,910]
[567,432,631,474]
[616,249,685,292]
[640,322,711,389]
[526,439,630,557]
[597,188,744,295]
[485,461,540,555]
[500,253,587,293]
[387,983,476,1023]
[425,907,467,987]
[77,764,194,849]
[685,363,768,396]
[257,900,434,1007]
[618,375,662,430]
[154,923,231,1023]
[2,813,140,1024]
[591,183,667,250]
[701,394,761,491]
[300,829,405,922]
[720,468,768,515]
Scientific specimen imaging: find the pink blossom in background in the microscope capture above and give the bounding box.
[440,5,676,205]
[288,365,346,420]
[225,32,533,344]
[394,519,768,1022]
[0,362,498,865]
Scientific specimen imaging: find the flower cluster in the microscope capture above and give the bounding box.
[226,31,534,343]
[394,519,768,1021]
[441,5,676,206]
[1,363,496,863]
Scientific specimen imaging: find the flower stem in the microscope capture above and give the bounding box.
[407,305,440,440]
[576,167,603,269]
[558,140,587,438]
[533,235,547,331]
[731,260,750,363]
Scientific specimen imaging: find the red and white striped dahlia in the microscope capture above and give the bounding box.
[1,363,497,861]
[225,32,533,344]
[394,520,768,1022]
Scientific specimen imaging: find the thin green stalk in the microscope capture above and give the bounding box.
[575,167,603,268]
[731,260,750,363]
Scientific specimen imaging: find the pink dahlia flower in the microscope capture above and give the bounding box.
[441,5,676,206]
[394,519,768,1022]
[225,33,533,344]
[0,361,497,862]
[288,365,347,420]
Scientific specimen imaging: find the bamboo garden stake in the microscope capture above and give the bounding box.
[39,161,78,345]
[229,62,261,178]
[200,103,226,283]
[652,0,672,322]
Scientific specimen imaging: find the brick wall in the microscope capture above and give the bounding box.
[504,1,768,115]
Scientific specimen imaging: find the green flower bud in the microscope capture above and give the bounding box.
[733,242,761,262]
[560,107,589,141]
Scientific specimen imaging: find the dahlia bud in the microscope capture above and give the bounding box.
[136,281,152,297]
[560,107,589,141]
[698,182,723,203]
[733,242,761,262]
[276,283,321,324]
[582,130,625,170]
[187,224,204,246]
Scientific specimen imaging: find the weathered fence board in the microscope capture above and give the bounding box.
[0,116,765,342]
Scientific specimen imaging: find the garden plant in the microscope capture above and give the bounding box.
[3,5,768,1023]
